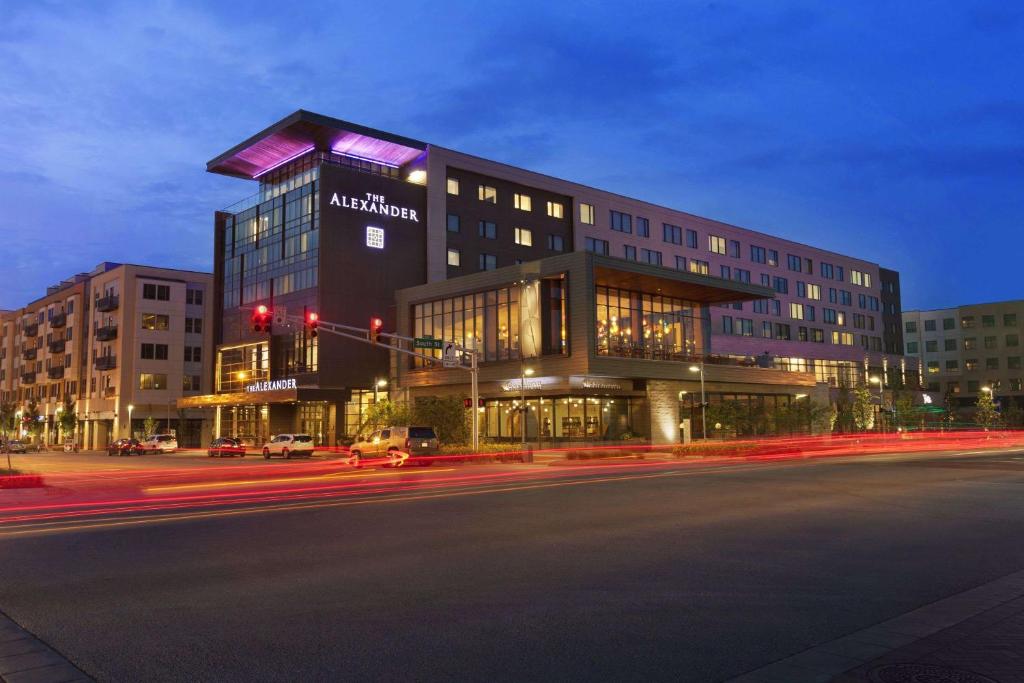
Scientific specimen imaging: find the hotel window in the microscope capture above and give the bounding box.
[797,281,806,297]
[675,256,686,271]
[832,331,854,346]
[840,290,852,306]
[184,346,201,362]
[624,245,637,261]
[1010,357,1022,369]
[790,303,805,320]
[774,323,791,341]
[924,319,936,331]
[720,265,731,280]
[478,253,497,271]
[927,361,940,374]
[142,283,170,301]
[752,299,768,314]
[984,336,997,349]
[961,316,975,329]
[812,328,825,343]
[982,315,995,327]
[767,249,779,267]
[547,234,564,252]
[722,316,734,334]
[478,185,497,203]
[967,380,979,393]
[751,246,766,264]
[858,294,867,309]
[772,277,788,294]
[514,227,533,247]
[820,262,834,279]
[965,358,978,371]
[641,249,662,266]
[478,221,497,239]
[585,237,609,255]
[663,223,682,245]
[850,270,864,286]
[447,248,461,267]
[446,214,460,233]
[771,300,782,316]
[925,340,937,352]
[185,289,203,305]
[761,274,770,287]
[595,284,698,358]
[579,203,595,225]
[806,284,821,300]
[1007,334,1020,347]
[734,269,751,284]
[513,193,532,211]
[823,308,837,324]
[728,240,740,258]
[185,317,203,334]
[184,375,202,391]
[1011,378,1023,392]
[688,260,709,275]
[906,341,919,353]
[1004,313,1017,326]
[787,254,802,272]
[447,177,459,195]
[708,235,727,255]
[943,317,956,330]
[987,357,999,370]
[610,210,632,233]
[798,326,809,342]
[141,313,169,331]
[140,343,168,360]
[945,338,957,351]
[762,321,772,338]
[739,319,754,336]
[636,217,650,237]
[546,201,564,218]
[138,373,168,390]
[946,360,959,371]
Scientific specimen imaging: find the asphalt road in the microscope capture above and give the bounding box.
[2,448,1024,682]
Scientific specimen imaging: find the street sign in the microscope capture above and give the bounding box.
[442,342,459,368]
[414,336,444,349]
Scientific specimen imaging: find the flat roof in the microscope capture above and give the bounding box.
[207,110,427,180]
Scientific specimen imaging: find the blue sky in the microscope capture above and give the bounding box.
[1,1,1021,310]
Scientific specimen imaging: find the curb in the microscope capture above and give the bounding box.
[0,611,92,682]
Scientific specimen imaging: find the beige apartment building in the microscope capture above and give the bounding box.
[0,262,214,449]
[903,299,1024,409]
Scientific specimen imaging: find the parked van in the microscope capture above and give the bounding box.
[348,426,439,467]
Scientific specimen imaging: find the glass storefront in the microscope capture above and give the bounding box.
[478,396,647,442]
[595,285,700,360]
[217,342,269,393]
[298,403,327,445]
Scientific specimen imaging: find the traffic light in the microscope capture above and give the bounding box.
[306,311,319,338]
[370,316,384,344]
[251,304,272,334]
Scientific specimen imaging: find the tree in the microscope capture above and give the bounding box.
[975,391,999,430]
[834,385,856,433]
[355,398,413,436]
[1003,403,1024,429]
[143,416,158,438]
[412,396,470,445]
[851,385,875,432]
[943,389,959,426]
[0,401,15,440]
[22,400,43,443]
[892,389,915,431]
[57,396,78,441]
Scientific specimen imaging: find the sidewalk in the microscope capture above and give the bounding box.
[731,569,1024,682]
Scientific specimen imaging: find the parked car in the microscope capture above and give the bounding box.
[4,440,28,454]
[107,438,142,456]
[261,434,315,459]
[348,426,439,467]
[138,434,178,454]
[208,437,246,458]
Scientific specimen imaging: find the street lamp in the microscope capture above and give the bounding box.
[127,404,134,438]
[373,378,388,404]
[520,367,534,445]
[689,364,706,439]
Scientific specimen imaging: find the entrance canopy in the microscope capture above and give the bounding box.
[178,387,350,409]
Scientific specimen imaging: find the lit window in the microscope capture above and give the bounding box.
[447,248,461,267]
[790,303,805,320]
[708,235,727,254]
[447,178,459,195]
[478,185,497,203]
[688,260,709,275]
[806,284,821,300]
[514,193,532,211]
[514,227,533,246]
[579,203,595,225]
[546,201,564,218]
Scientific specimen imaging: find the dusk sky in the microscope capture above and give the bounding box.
[1,1,1021,311]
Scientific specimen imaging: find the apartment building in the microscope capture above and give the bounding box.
[0,262,214,448]
[903,300,1024,408]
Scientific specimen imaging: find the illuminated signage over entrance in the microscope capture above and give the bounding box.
[328,192,420,222]
[366,225,385,249]
[245,378,297,393]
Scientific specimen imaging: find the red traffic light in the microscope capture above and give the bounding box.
[256,304,268,315]
[252,304,273,334]
[307,312,318,323]
[370,316,384,343]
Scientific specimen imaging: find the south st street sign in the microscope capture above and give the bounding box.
[328,192,420,223]
[245,378,298,393]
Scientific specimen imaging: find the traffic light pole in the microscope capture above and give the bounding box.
[281,315,481,451]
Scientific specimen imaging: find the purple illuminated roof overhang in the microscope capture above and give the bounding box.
[207,110,427,180]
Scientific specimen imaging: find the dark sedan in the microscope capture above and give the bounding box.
[208,437,247,458]
[107,438,142,456]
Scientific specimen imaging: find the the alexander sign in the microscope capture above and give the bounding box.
[328,191,420,223]
[245,378,297,393]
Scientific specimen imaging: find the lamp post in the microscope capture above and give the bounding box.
[869,376,884,433]
[689,363,706,439]
[127,404,134,439]
[520,367,534,446]
[373,378,388,405]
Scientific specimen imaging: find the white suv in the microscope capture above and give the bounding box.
[261,434,315,459]
[139,434,178,454]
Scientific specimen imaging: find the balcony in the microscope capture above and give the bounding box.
[22,347,37,361]
[21,372,36,385]
[95,325,118,342]
[23,323,38,337]
[96,295,119,312]
[94,355,117,371]
[50,312,67,328]
[47,366,65,380]
[103,386,117,398]
[49,339,66,354]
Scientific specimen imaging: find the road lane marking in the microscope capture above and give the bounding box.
[142,468,454,494]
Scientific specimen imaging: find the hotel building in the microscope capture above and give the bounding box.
[0,262,214,448]
[186,110,912,445]
[903,300,1024,408]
